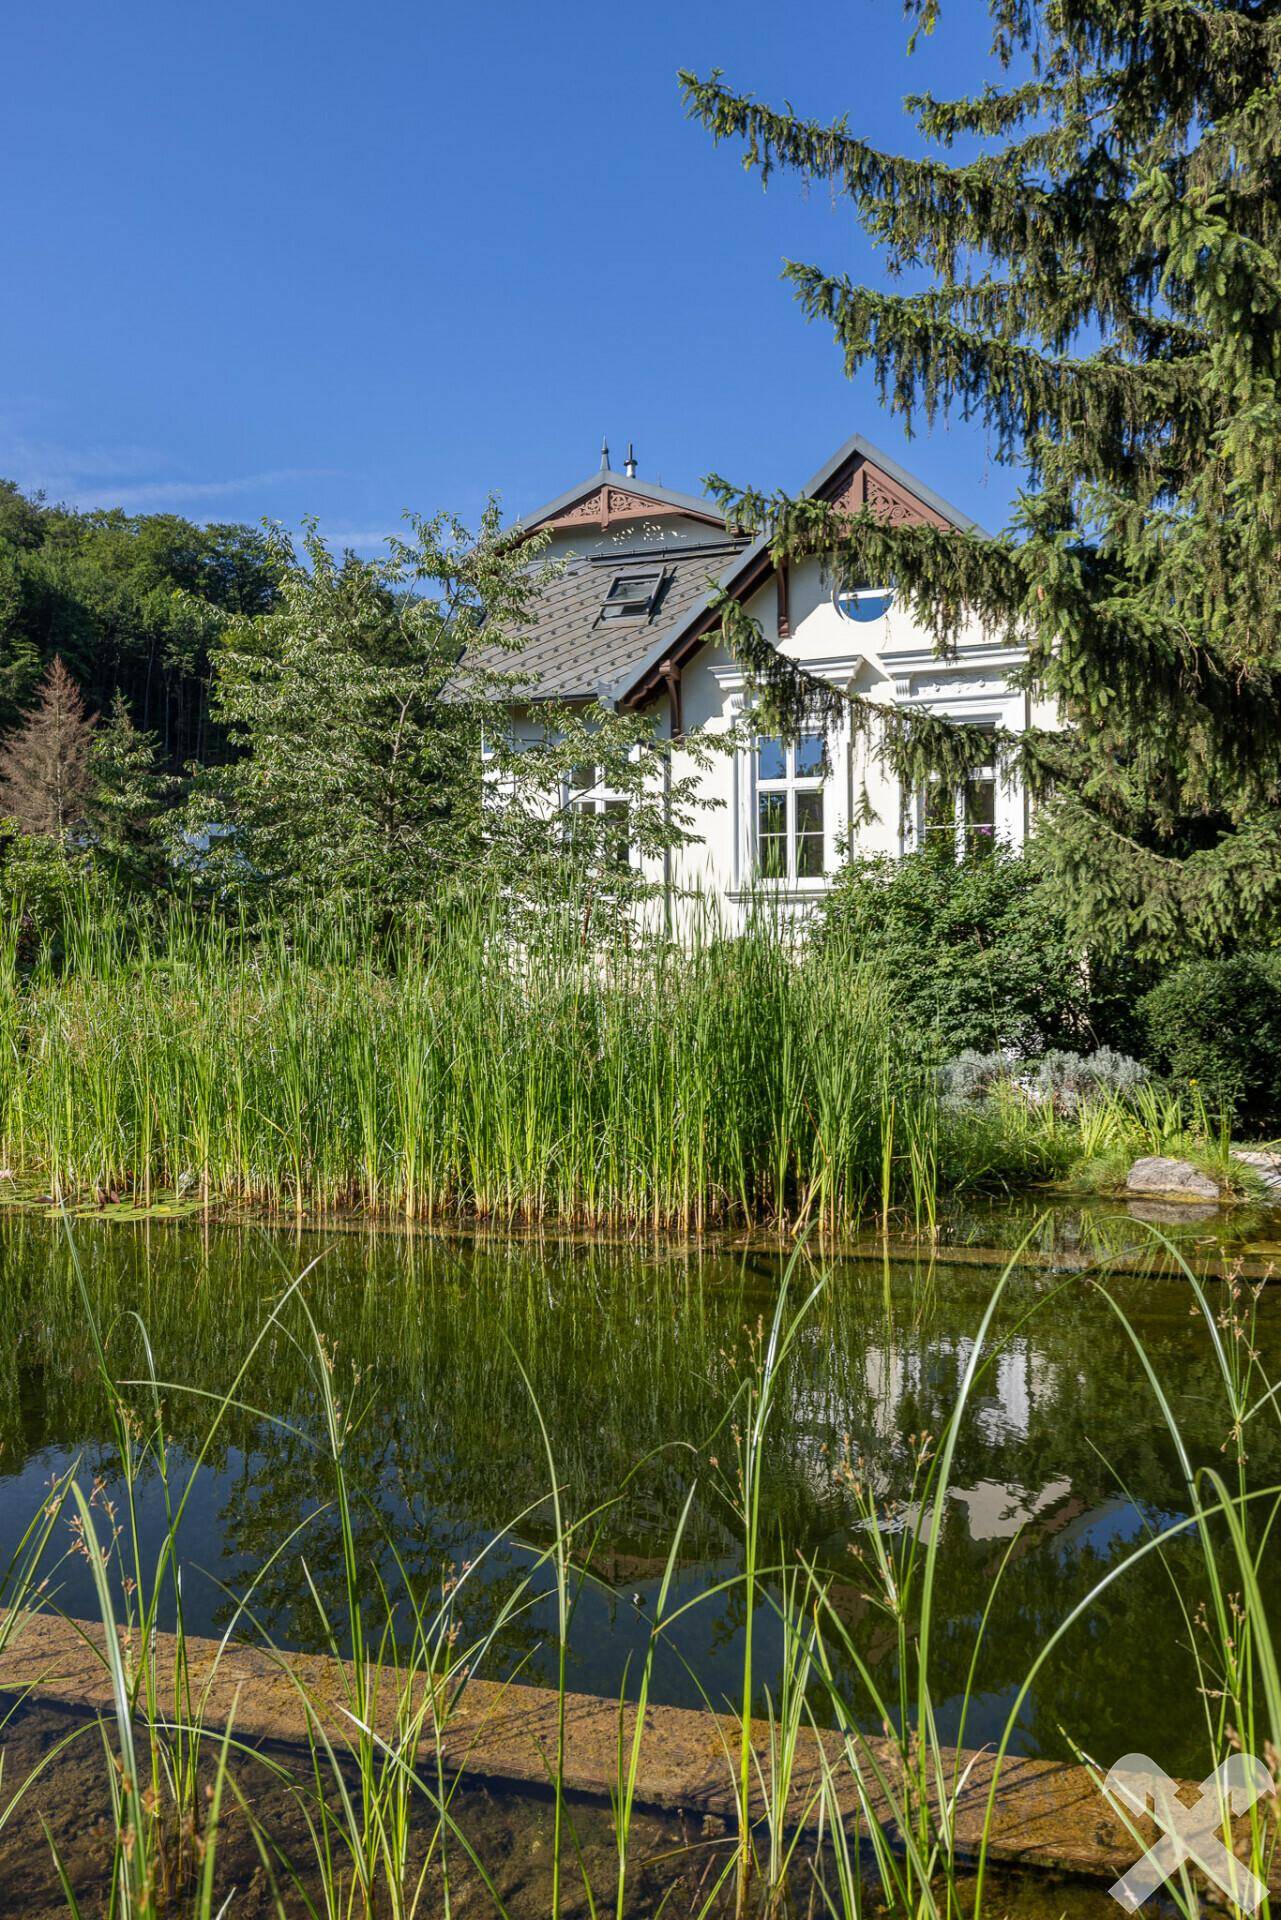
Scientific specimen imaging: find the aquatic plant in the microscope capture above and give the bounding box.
[4,1224,1278,1917]
[0,888,946,1234]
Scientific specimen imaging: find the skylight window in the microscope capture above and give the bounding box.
[600,570,662,619]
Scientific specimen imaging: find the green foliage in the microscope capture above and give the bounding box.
[0,827,104,964]
[87,694,175,890]
[682,3,1281,959]
[189,510,709,918]
[0,478,280,759]
[1139,953,1281,1128]
[818,842,1134,1059]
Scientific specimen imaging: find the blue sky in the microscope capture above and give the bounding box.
[2,0,1014,546]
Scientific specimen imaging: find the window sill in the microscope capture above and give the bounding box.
[727,879,833,903]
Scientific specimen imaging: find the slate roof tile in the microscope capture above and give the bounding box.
[471,540,748,701]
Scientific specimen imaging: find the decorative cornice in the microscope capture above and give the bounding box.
[543,485,721,534]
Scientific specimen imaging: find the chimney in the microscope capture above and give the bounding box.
[624,440,638,479]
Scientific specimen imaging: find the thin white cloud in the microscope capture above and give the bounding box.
[67,468,336,512]
[0,437,166,486]
[319,529,402,550]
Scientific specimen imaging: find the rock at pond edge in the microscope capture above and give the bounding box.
[1125,1156,1221,1202]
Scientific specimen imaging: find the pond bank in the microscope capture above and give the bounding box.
[3,1179,1280,1278]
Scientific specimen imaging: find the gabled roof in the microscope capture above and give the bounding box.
[515,467,728,539]
[613,432,979,710]
[472,539,747,701]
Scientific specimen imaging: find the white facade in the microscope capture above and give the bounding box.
[656,561,1039,929]
[504,434,1043,933]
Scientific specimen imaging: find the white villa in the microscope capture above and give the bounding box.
[498,431,1046,927]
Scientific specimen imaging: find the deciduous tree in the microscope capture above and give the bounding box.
[188,511,710,916]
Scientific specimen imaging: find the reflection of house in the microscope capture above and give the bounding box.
[861,1337,1061,1448]
[950,1477,1075,1542]
[494,433,1052,927]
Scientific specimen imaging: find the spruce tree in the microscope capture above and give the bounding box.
[88,693,175,886]
[682,1,1281,959]
[0,655,96,841]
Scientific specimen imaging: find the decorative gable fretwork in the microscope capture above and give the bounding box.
[545,485,721,533]
[825,459,951,530]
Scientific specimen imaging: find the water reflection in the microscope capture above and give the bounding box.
[0,1210,1274,1774]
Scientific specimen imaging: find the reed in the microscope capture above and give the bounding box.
[5,1227,1281,1917]
[0,890,945,1235]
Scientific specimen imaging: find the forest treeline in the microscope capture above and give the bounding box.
[0,477,280,769]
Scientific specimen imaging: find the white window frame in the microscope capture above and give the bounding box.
[563,762,636,870]
[752,732,830,887]
[913,729,999,861]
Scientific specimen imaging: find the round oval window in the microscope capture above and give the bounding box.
[834,586,894,623]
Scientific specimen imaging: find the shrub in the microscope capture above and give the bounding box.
[1139,954,1281,1129]
[937,1048,1017,1103]
[819,843,1139,1061]
[1033,1046,1147,1110]
[939,1045,1147,1111]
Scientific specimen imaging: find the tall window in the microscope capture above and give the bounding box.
[756,734,827,882]
[566,764,631,866]
[918,742,997,859]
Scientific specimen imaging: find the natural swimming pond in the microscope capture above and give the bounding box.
[0,1199,1277,1783]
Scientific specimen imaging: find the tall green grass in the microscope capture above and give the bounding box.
[0,892,941,1234]
[0,886,1237,1234]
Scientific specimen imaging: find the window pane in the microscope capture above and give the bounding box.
[835,586,894,624]
[758,836,787,879]
[757,738,786,782]
[603,573,660,616]
[757,791,786,878]
[795,790,823,835]
[794,734,827,777]
[794,789,824,878]
[796,832,824,879]
[964,776,996,856]
[758,792,786,836]
[569,764,597,795]
[923,782,956,835]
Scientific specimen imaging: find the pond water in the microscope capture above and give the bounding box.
[0,1201,1277,1781]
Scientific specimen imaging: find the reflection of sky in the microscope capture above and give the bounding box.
[1051,1497,1180,1561]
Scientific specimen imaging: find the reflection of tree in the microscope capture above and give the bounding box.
[0,1211,1275,1771]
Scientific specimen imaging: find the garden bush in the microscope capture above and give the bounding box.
[1139,954,1281,1129]
[819,843,1140,1060]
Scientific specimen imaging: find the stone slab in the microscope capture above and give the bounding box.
[1,1609,1276,1895]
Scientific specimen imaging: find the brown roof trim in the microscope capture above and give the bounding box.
[620,543,774,710]
[614,436,974,712]
[511,468,727,543]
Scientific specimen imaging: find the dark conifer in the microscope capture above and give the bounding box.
[682,2,1281,956]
